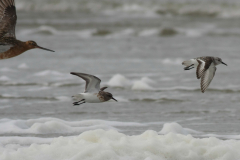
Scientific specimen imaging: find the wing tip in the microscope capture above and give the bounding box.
[70,72,80,76]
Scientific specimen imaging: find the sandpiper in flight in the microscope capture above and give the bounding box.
[0,0,54,59]
[182,56,227,93]
[71,72,117,105]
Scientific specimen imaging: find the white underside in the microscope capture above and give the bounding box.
[72,93,102,103]
[182,59,199,68]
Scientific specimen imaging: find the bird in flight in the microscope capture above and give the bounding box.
[0,0,54,59]
[71,72,117,105]
[182,56,227,93]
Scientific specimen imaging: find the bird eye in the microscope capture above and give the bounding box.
[30,42,35,45]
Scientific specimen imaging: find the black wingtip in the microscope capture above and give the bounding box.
[70,72,78,76]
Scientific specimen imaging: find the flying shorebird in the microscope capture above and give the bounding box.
[70,72,117,105]
[182,56,227,93]
[0,0,54,59]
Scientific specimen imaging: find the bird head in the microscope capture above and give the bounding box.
[25,41,55,52]
[105,92,118,102]
[215,57,227,66]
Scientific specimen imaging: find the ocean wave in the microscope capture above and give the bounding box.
[0,94,57,101]
[0,118,145,136]
[33,70,73,80]
[19,25,240,39]
[1,122,240,160]
[19,26,96,38]
[130,98,184,103]
[15,0,240,18]
[107,74,156,91]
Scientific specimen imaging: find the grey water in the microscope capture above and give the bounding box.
[0,0,240,137]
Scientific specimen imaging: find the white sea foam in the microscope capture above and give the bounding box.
[0,118,240,159]
[107,74,131,88]
[159,122,201,135]
[0,118,146,135]
[1,128,240,160]
[107,74,155,91]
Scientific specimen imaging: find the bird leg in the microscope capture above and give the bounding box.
[184,64,194,70]
[73,99,85,106]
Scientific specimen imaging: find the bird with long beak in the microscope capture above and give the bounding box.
[0,0,54,60]
[71,72,118,105]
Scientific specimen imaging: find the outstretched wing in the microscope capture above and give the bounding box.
[200,63,216,93]
[71,72,101,93]
[196,57,212,79]
[0,0,17,39]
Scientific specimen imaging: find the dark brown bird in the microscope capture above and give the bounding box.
[0,0,54,59]
[70,72,117,105]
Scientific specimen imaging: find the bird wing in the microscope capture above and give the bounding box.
[0,43,13,52]
[196,58,212,79]
[0,0,17,39]
[71,72,101,93]
[200,63,216,93]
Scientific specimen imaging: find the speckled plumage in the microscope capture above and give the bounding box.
[0,0,54,59]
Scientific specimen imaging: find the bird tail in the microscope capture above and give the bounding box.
[182,59,197,70]
[182,59,194,67]
[72,94,84,101]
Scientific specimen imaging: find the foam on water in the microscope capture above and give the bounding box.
[107,74,155,91]
[1,129,240,160]
[1,118,240,159]
[159,122,201,135]
[107,74,132,88]
[0,118,146,135]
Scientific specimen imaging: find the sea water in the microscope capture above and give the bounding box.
[0,0,240,159]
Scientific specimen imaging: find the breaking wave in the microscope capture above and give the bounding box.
[16,0,240,18]
[18,25,240,39]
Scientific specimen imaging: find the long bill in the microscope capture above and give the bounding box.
[37,45,55,52]
[111,97,118,102]
[222,62,227,66]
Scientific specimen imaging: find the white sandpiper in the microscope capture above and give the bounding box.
[182,56,227,93]
[70,72,117,105]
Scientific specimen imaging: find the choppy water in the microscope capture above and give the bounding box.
[1,0,240,159]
